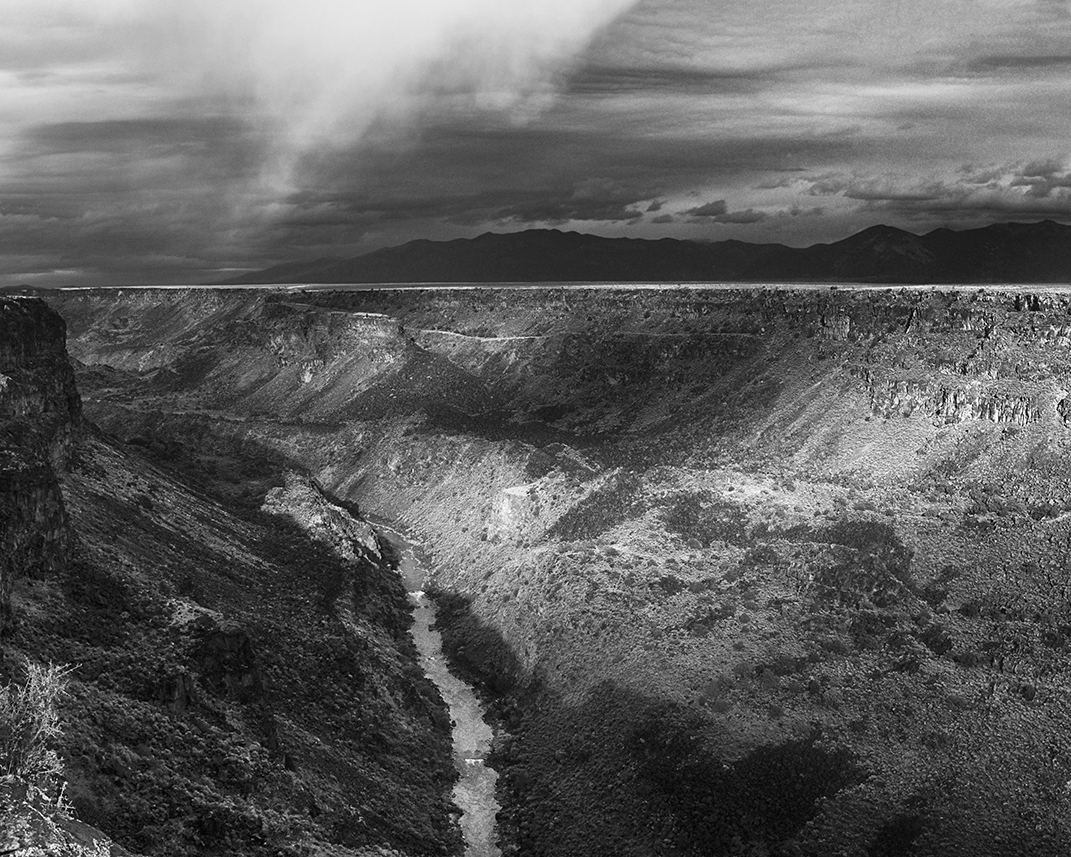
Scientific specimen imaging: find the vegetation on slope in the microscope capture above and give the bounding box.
[3,431,460,857]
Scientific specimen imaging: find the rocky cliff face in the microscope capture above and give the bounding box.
[1,777,134,857]
[0,297,81,633]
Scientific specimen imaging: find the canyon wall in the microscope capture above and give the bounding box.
[0,297,81,633]
[1,292,462,857]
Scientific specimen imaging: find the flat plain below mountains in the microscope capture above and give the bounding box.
[42,285,1071,856]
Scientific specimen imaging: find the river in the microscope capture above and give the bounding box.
[381,528,502,857]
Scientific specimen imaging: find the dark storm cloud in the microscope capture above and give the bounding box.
[714,208,767,224]
[863,193,1071,222]
[789,159,1071,228]
[0,0,639,284]
[1008,159,1071,197]
[686,200,728,217]
[684,200,767,224]
[804,175,951,202]
[789,205,825,217]
[494,190,648,224]
[8,0,1071,282]
[0,113,270,283]
[15,116,256,158]
[245,112,868,256]
[280,179,654,233]
[754,177,797,190]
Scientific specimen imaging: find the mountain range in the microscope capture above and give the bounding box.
[220,219,1071,285]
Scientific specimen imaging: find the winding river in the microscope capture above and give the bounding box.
[381,528,502,857]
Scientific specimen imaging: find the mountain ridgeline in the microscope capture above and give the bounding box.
[221,219,1071,285]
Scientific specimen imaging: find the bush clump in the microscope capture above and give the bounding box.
[0,662,71,793]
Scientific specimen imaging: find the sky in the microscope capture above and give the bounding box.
[4,0,1071,285]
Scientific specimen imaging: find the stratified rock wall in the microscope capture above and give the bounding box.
[0,297,81,632]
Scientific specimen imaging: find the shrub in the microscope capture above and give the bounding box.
[0,662,71,793]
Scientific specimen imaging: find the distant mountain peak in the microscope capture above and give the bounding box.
[853,223,915,237]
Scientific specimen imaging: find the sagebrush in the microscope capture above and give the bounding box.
[0,662,71,791]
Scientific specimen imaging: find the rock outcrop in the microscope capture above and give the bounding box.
[0,298,81,633]
[1,777,133,857]
[262,472,382,564]
[193,616,265,703]
[866,377,1046,425]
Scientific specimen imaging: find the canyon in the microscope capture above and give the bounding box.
[7,283,1071,855]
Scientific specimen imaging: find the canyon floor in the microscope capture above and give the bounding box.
[34,285,1071,856]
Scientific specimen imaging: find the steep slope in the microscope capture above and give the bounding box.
[218,220,1071,285]
[1,297,81,633]
[1,296,461,857]
[50,285,1071,856]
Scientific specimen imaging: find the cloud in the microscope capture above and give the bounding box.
[806,174,951,202]
[564,61,809,96]
[3,1,637,148]
[686,199,728,217]
[783,205,825,218]
[793,160,1071,225]
[957,164,1007,185]
[753,176,799,190]
[0,0,639,282]
[807,175,852,196]
[492,178,652,224]
[683,199,767,224]
[712,208,767,224]
[7,0,1071,281]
